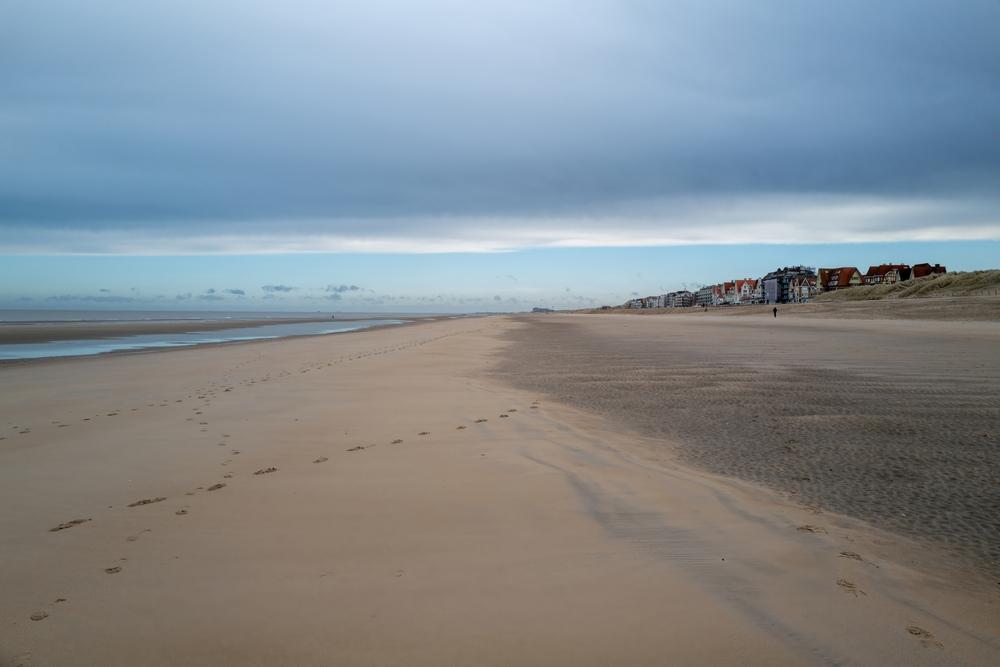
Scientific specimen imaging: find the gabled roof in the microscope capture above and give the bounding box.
[911,263,947,278]
[818,267,861,287]
[864,263,909,277]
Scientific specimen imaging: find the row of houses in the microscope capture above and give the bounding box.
[624,262,946,308]
[626,290,696,309]
[819,263,947,291]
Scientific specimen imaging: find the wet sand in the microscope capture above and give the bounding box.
[499,313,1000,574]
[0,317,337,344]
[1,316,998,665]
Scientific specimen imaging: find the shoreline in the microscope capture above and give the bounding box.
[0,316,453,367]
[0,315,421,345]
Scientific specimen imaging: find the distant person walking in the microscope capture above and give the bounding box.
[772,307,778,318]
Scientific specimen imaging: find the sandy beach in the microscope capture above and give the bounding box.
[501,311,1000,574]
[2,314,998,665]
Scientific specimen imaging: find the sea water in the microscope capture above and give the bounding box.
[0,318,407,360]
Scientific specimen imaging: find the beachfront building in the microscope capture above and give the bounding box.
[788,274,818,302]
[722,281,736,305]
[698,284,725,306]
[623,291,696,309]
[910,263,947,279]
[760,266,816,304]
[817,267,863,292]
[722,280,754,305]
[667,290,696,307]
[863,264,909,285]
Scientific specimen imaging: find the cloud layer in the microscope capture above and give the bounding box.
[2,1,998,253]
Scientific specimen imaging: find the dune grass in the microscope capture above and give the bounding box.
[816,270,1000,301]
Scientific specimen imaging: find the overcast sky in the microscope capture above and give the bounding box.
[1,1,998,309]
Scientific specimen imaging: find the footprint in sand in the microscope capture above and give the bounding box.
[30,611,49,621]
[507,408,517,412]
[128,497,167,508]
[347,445,366,452]
[391,439,404,444]
[836,578,865,596]
[796,524,827,534]
[253,467,278,475]
[475,419,488,423]
[126,529,151,542]
[207,483,226,491]
[456,425,467,430]
[176,508,189,515]
[418,431,430,436]
[499,414,509,418]
[839,551,863,562]
[313,456,329,463]
[223,473,233,479]
[50,518,91,532]
[906,626,942,648]
[104,566,122,574]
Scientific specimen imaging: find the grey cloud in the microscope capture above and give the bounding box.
[261,284,295,293]
[99,288,111,293]
[224,288,245,295]
[2,1,999,251]
[325,284,361,293]
[46,294,138,303]
[325,293,342,301]
[198,293,225,301]
[205,288,216,294]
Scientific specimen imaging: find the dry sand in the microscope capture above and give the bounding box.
[499,313,1000,575]
[1,316,998,665]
